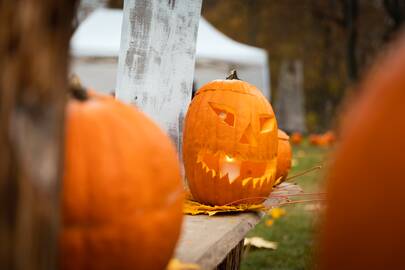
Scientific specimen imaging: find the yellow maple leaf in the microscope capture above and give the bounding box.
[269,207,286,219]
[265,219,274,227]
[183,199,266,216]
[166,259,200,270]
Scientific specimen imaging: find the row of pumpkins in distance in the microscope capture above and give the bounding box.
[289,131,336,146]
[62,72,292,269]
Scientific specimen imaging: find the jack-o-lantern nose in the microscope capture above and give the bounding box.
[239,123,257,146]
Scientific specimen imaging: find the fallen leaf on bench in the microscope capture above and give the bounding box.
[183,182,302,216]
[183,199,266,216]
[244,237,278,250]
[166,259,200,270]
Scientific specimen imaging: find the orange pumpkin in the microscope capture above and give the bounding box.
[62,87,184,270]
[310,131,336,146]
[275,129,292,183]
[183,71,278,206]
[322,130,336,145]
[320,36,405,269]
[290,132,303,145]
[309,134,320,145]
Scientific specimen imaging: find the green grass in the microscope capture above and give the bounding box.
[241,141,329,270]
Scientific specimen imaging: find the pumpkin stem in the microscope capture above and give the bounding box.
[226,69,240,80]
[69,74,88,101]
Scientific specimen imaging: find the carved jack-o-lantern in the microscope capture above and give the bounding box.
[183,71,278,206]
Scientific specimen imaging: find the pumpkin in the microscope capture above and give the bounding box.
[62,85,184,270]
[290,132,303,145]
[320,36,405,269]
[183,70,278,206]
[309,134,320,145]
[322,130,336,145]
[275,129,292,183]
[309,131,336,146]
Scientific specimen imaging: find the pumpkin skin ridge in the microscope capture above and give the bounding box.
[62,94,184,270]
[195,88,258,97]
[195,79,264,97]
[275,129,292,182]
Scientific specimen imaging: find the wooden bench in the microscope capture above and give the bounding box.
[175,213,259,269]
[174,183,302,270]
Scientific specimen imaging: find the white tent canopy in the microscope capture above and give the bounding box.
[71,8,270,97]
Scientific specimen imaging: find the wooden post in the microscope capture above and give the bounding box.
[0,1,77,269]
[116,0,202,152]
[275,60,306,133]
[216,240,244,270]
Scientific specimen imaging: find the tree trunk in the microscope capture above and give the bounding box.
[275,60,306,133]
[344,0,358,82]
[383,0,405,40]
[0,1,77,269]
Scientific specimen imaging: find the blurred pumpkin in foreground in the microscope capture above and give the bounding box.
[275,129,292,184]
[320,35,405,270]
[62,85,183,270]
[183,71,278,206]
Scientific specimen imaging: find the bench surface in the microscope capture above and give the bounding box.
[174,183,302,269]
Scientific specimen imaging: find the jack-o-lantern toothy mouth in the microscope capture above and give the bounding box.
[196,151,276,187]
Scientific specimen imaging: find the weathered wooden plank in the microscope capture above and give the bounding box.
[174,183,302,270]
[0,1,77,269]
[116,0,202,152]
[175,213,260,270]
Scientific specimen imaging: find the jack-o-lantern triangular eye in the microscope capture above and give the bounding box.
[259,114,275,133]
[209,102,235,127]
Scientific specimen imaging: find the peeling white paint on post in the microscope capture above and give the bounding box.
[116,0,202,152]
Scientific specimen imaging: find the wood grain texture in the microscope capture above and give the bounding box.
[0,1,77,269]
[175,213,260,270]
[116,0,202,151]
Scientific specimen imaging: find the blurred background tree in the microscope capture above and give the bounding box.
[106,0,404,132]
[202,0,405,132]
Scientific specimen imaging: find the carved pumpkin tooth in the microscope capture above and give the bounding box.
[242,177,252,186]
[260,176,267,186]
[219,156,240,183]
[253,178,261,188]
